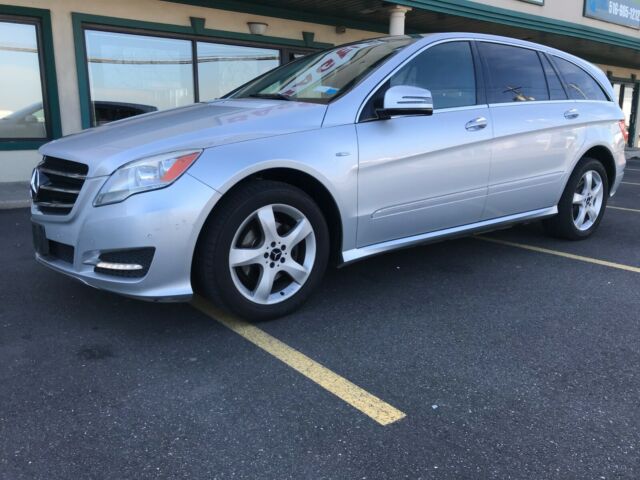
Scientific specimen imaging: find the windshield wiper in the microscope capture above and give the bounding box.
[248,93,292,101]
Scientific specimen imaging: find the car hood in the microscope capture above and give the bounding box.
[39,99,327,177]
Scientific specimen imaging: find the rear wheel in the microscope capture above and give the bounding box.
[195,180,329,320]
[543,157,609,240]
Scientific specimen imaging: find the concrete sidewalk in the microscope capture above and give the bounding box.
[0,182,29,209]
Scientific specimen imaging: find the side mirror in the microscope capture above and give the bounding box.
[376,85,433,120]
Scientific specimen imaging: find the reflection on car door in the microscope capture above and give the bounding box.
[355,41,491,247]
[478,42,580,219]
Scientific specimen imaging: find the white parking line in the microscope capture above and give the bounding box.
[608,205,640,213]
[621,182,640,186]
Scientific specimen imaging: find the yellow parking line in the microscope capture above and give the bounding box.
[608,205,640,213]
[192,296,406,426]
[476,236,640,274]
[621,182,640,186]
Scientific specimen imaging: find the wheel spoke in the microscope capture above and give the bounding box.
[281,259,309,285]
[283,218,312,249]
[253,267,275,302]
[572,192,585,205]
[584,171,593,192]
[587,205,599,221]
[591,180,602,198]
[256,206,279,242]
[229,247,264,267]
[574,205,587,227]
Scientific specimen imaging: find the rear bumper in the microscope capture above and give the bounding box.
[611,147,626,196]
[31,173,221,302]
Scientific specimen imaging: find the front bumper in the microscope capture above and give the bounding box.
[31,173,221,301]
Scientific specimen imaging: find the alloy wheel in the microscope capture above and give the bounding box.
[572,170,604,231]
[228,203,316,305]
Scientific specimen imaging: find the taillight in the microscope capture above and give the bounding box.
[618,120,629,143]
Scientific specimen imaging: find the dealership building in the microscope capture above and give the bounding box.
[1,0,639,185]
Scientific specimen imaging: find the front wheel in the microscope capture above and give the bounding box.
[195,180,329,320]
[543,157,609,240]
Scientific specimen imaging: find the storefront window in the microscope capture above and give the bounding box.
[85,30,195,125]
[197,42,279,101]
[0,20,47,139]
[83,29,293,125]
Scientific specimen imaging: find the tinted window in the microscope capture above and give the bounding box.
[552,56,608,101]
[389,41,476,109]
[540,54,567,100]
[479,42,549,103]
[0,21,47,139]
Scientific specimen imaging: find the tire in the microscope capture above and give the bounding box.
[194,180,329,320]
[543,157,609,240]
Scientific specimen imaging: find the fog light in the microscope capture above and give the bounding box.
[95,261,144,271]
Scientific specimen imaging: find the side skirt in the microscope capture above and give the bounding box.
[340,206,558,265]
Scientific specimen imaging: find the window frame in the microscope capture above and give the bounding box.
[357,39,486,123]
[75,17,321,128]
[0,7,62,150]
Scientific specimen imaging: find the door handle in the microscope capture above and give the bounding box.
[465,117,488,131]
[564,108,580,119]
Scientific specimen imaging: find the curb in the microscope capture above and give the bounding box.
[0,200,30,210]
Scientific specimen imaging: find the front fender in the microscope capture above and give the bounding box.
[187,125,359,252]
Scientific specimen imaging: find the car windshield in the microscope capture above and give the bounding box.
[228,37,416,104]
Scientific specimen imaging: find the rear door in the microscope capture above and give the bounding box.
[355,41,492,247]
[478,42,577,219]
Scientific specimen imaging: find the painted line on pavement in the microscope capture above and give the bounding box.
[192,296,406,426]
[621,182,640,186]
[608,205,640,213]
[476,236,640,274]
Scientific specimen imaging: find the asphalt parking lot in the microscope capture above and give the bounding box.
[1,162,640,479]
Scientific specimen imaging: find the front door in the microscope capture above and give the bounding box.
[355,41,492,247]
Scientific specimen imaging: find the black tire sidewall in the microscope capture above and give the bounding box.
[200,182,329,320]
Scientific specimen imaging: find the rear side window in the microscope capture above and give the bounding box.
[551,56,608,101]
[389,41,476,109]
[479,42,549,103]
[540,55,567,100]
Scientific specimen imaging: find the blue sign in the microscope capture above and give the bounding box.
[584,0,640,29]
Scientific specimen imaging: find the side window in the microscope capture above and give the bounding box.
[389,41,477,109]
[551,56,608,101]
[479,42,549,103]
[540,54,567,100]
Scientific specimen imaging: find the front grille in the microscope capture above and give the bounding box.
[32,156,88,215]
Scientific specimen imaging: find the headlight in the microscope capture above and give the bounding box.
[94,150,202,206]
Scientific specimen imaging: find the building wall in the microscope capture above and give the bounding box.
[480,0,640,37]
[1,0,379,182]
[1,0,639,182]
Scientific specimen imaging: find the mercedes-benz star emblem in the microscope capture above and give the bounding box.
[30,168,40,199]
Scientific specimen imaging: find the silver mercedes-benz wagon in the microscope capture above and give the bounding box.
[31,33,627,319]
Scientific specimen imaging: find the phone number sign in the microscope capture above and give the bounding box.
[584,0,640,29]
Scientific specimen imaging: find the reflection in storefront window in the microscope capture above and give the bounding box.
[197,42,279,101]
[0,21,47,139]
[85,30,194,125]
